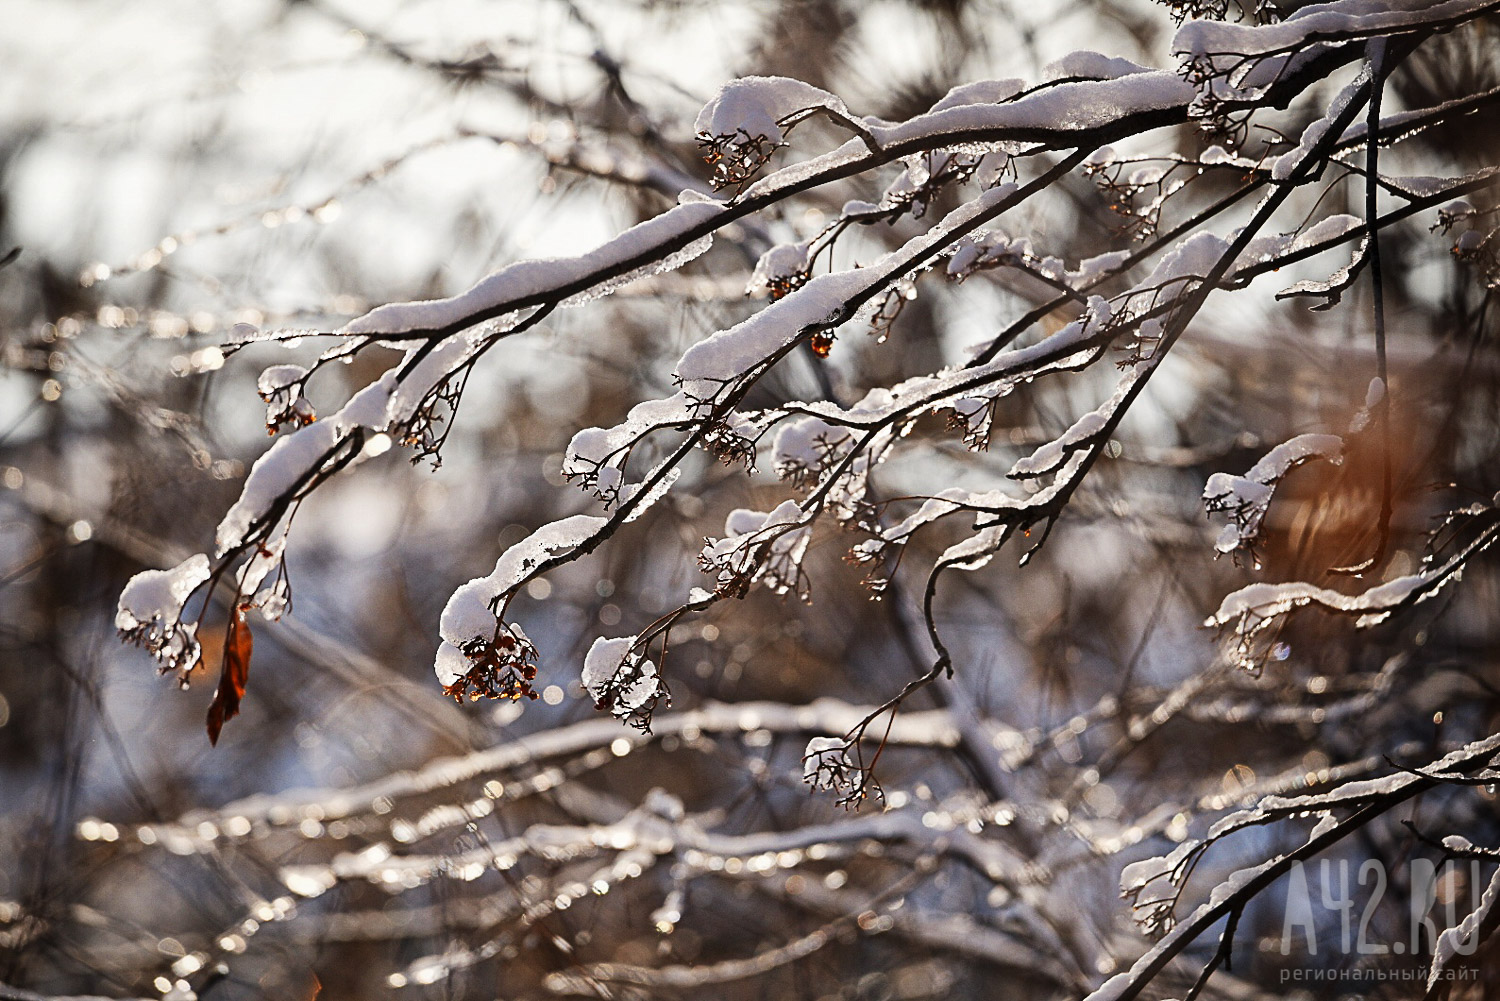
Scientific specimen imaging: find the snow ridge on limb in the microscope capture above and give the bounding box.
[342,202,720,337]
[1429,866,1500,988]
[1175,0,1500,128]
[315,43,1367,352]
[783,230,1234,437]
[675,182,1020,405]
[562,177,1036,500]
[1206,509,1500,670]
[330,68,1243,348]
[1102,731,1500,1001]
[1177,0,1500,62]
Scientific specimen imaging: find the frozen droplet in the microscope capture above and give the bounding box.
[1271,642,1291,661]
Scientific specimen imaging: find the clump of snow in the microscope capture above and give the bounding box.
[117,553,212,680]
[1203,433,1343,556]
[1120,840,1199,936]
[699,500,813,600]
[257,364,314,433]
[1084,146,1117,169]
[433,514,606,687]
[1199,145,1244,167]
[439,514,606,652]
[1070,249,1133,286]
[581,635,662,727]
[1138,230,1228,291]
[747,241,813,297]
[563,395,696,503]
[862,450,1091,573]
[695,76,853,146]
[773,405,896,522]
[802,736,854,790]
[773,416,852,485]
[433,638,471,690]
[581,636,632,695]
[236,534,289,618]
[1347,376,1386,433]
[927,79,1025,114]
[937,524,1010,572]
[255,365,306,397]
[945,228,1069,293]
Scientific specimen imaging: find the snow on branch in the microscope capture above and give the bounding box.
[1202,432,1344,559]
[110,9,1500,922]
[116,553,211,681]
[437,515,606,701]
[342,201,720,337]
[582,636,663,730]
[1174,0,1500,135]
[1103,731,1500,1001]
[1207,506,1500,670]
[1429,866,1500,990]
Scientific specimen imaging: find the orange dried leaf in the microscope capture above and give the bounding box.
[206,608,253,745]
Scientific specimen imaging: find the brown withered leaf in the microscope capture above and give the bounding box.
[206,608,252,745]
